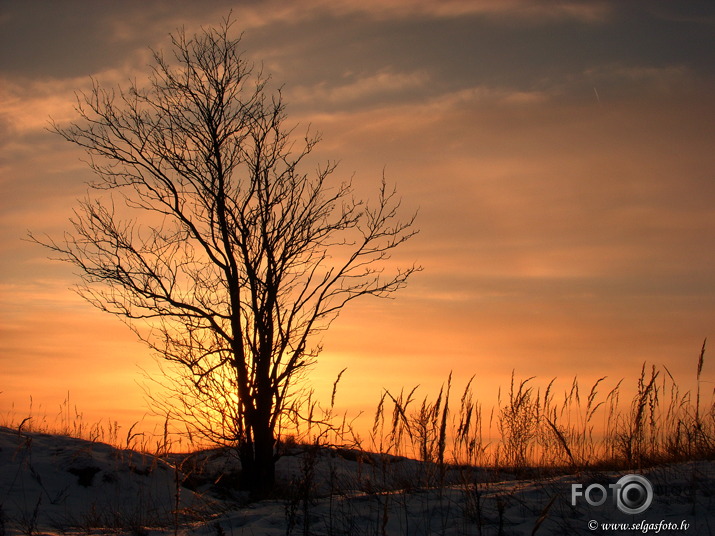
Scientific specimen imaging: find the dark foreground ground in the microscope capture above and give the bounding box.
[1,426,713,535]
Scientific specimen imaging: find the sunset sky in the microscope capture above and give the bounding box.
[1,1,714,439]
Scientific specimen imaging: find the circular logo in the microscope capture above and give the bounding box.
[615,474,653,514]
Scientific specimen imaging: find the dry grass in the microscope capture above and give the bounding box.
[0,392,196,457]
[3,341,713,473]
[366,339,714,475]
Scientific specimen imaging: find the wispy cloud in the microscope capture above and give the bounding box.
[289,69,430,107]
[0,77,82,135]
[233,0,612,26]
[583,63,697,96]
[339,0,612,24]
[0,49,155,137]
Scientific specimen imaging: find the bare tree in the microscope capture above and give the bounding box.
[31,18,419,494]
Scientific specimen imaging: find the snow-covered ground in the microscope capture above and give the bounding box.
[1,426,713,535]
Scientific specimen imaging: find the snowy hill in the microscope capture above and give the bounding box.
[1,426,714,535]
[0,425,215,533]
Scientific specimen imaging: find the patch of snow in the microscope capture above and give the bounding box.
[0,426,216,533]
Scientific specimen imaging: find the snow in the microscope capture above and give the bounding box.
[1,426,713,535]
[0,426,215,533]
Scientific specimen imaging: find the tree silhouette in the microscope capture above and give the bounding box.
[32,18,419,494]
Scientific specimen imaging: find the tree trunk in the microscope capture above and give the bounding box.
[254,428,276,495]
[239,420,276,496]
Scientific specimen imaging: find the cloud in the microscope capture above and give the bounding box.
[235,0,612,26]
[582,63,697,97]
[295,73,715,289]
[0,47,157,138]
[349,0,612,24]
[289,69,430,108]
[0,78,82,135]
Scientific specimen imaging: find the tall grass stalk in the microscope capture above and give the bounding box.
[372,341,713,471]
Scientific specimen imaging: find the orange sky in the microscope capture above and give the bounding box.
[1,1,714,443]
